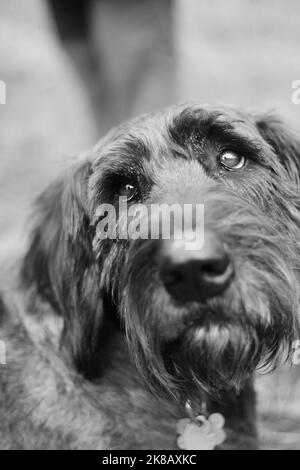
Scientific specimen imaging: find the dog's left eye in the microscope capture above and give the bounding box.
[219,151,246,170]
[117,182,138,201]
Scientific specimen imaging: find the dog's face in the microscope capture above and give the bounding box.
[22,105,300,403]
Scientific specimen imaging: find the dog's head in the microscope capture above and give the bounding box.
[22,104,300,403]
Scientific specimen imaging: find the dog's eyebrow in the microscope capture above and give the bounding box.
[210,125,263,156]
[97,136,151,166]
[114,137,151,160]
[169,111,263,160]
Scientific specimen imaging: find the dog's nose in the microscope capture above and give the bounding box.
[159,232,234,302]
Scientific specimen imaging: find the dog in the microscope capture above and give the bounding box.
[0,104,299,449]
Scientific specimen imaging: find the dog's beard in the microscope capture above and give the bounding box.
[122,298,291,403]
[118,240,298,403]
[162,320,275,401]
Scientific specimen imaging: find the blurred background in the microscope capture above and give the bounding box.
[0,0,299,449]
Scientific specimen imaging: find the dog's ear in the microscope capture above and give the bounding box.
[21,159,103,378]
[255,113,300,184]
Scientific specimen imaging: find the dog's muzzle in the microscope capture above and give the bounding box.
[159,230,234,302]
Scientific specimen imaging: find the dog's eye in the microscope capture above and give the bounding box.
[117,182,137,201]
[219,151,246,170]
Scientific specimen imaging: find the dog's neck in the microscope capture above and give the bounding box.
[2,286,246,449]
[0,290,185,448]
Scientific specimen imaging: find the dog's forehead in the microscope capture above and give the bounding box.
[92,104,262,165]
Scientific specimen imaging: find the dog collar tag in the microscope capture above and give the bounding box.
[176,413,225,450]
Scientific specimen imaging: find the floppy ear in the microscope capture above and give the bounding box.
[21,159,103,378]
[255,113,300,184]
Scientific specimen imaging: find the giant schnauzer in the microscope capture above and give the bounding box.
[0,104,299,449]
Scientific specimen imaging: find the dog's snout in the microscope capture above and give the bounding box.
[159,232,234,302]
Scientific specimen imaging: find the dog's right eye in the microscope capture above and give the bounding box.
[219,151,246,171]
[117,182,138,201]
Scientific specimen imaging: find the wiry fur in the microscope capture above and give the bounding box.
[1,104,300,449]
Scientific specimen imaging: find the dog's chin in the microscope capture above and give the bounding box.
[163,321,263,399]
[124,284,291,401]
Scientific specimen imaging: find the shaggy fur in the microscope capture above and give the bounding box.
[0,104,300,449]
